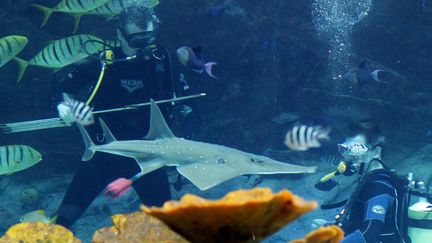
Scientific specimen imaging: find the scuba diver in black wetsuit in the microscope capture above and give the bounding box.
[335,121,404,243]
[314,119,432,243]
[46,6,200,227]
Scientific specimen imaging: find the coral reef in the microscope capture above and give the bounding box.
[1,188,326,242]
[142,187,317,243]
[290,225,344,243]
[92,212,189,243]
[0,222,80,243]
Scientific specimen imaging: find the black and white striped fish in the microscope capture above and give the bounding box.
[62,93,94,126]
[0,145,42,175]
[284,125,331,151]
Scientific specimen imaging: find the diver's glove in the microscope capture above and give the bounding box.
[57,103,74,125]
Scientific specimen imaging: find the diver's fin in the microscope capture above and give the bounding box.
[77,124,96,161]
[143,99,175,140]
[13,57,28,83]
[30,4,54,28]
[98,118,117,143]
[177,162,242,190]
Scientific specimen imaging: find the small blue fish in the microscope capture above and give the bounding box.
[176,46,217,78]
[345,61,387,87]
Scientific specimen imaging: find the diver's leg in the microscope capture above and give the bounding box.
[132,167,171,206]
[56,154,138,227]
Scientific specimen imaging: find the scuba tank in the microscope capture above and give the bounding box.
[407,201,432,243]
[406,173,432,243]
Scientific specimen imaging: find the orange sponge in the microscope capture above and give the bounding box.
[142,187,317,243]
[290,225,344,243]
[92,211,189,243]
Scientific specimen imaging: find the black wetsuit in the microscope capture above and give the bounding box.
[341,169,406,243]
[51,47,177,227]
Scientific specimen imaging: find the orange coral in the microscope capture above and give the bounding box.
[92,211,189,243]
[142,187,317,243]
[290,225,344,243]
[0,222,80,243]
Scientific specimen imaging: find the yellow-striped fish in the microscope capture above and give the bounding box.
[0,145,42,175]
[89,0,158,17]
[31,0,110,29]
[73,0,159,33]
[13,34,104,82]
[0,36,28,68]
[87,0,131,18]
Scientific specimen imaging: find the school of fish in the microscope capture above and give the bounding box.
[31,0,159,33]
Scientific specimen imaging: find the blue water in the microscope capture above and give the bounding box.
[1,0,432,242]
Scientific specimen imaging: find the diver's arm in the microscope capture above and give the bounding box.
[49,63,100,109]
[342,193,394,243]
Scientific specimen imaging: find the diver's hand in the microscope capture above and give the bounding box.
[57,103,74,125]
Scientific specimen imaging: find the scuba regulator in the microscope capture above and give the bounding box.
[79,20,161,106]
[80,28,177,107]
[314,161,361,191]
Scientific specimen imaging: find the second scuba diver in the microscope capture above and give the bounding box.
[316,119,409,243]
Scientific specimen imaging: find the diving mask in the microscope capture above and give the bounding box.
[338,142,369,159]
[314,161,362,191]
[123,31,156,49]
[119,21,157,49]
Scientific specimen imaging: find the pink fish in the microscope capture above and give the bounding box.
[104,178,132,199]
[176,46,217,78]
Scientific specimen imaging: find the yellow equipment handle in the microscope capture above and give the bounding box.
[320,171,337,182]
[319,161,347,182]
